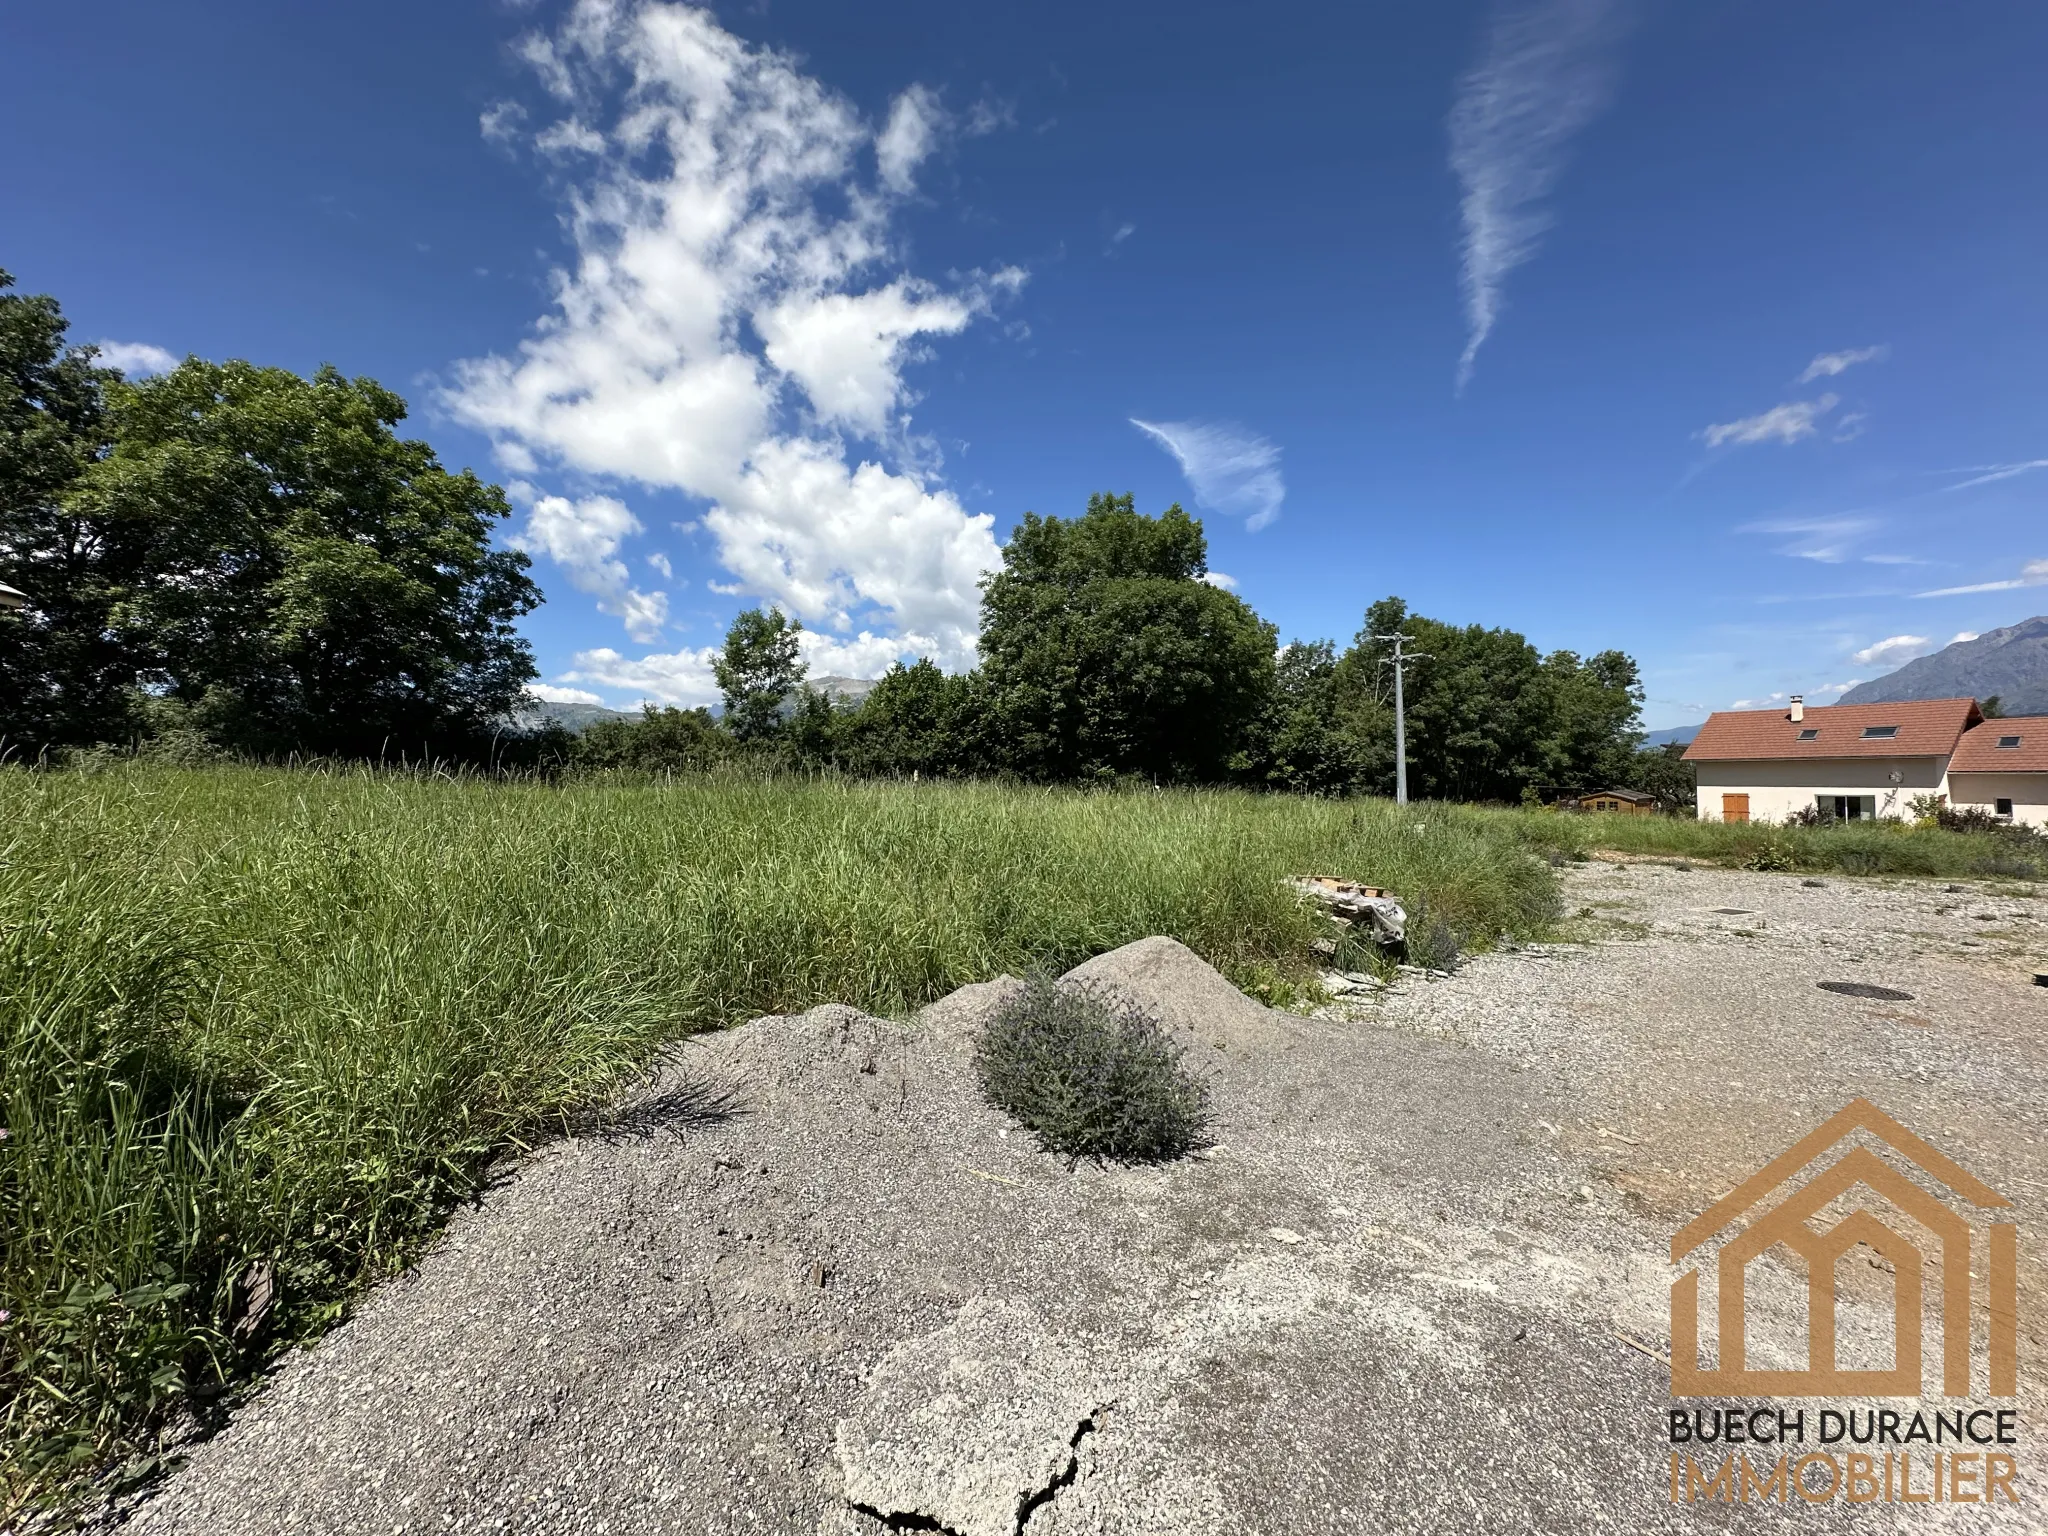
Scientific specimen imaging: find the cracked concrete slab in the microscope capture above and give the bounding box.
[834,1299,1106,1536]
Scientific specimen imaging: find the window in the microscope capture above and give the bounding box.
[1860,725,1899,739]
[1821,795,1878,821]
[1997,735,2022,749]
[1797,728,1819,741]
[1997,798,2014,818]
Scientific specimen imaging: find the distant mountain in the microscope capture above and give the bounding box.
[511,677,881,734]
[512,699,634,734]
[1838,616,2048,715]
[1643,724,1701,747]
[806,675,879,707]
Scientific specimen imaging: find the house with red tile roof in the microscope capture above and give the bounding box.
[1681,696,1983,824]
[1947,715,2048,829]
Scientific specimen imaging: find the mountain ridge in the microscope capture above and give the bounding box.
[1838,616,2048,715]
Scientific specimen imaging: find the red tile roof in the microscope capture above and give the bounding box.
[1682,698,1982,763]
[1949,716,2048,774]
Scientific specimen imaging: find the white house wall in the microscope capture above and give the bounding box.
[1948,772,2048,829]
[1692,757,1949,823]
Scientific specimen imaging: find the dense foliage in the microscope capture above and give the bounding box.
[714,606,804,743]
[0,271,539,760]
[978,493,1277,782]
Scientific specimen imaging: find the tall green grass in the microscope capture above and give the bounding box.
[1477,805,2043,878]
[1,764,1557,1503]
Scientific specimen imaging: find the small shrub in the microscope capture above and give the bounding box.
[1740,835,1796,872]
[974,975,1211,1163]
[1405,902,1463,972]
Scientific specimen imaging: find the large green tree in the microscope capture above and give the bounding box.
[92,361,540,756]
[1,280,542,757]
[979,494,1276,782]
[0,270,126,751]
[1327,597,1643,802]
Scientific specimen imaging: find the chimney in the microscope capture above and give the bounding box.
[1789,695,1804,723]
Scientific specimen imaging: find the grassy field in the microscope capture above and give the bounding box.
[0,764,1557,1505]
[1483,806,2043,880]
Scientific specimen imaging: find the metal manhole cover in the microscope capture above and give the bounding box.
[1712,908,1754,915]
[1817,981,1914,1002]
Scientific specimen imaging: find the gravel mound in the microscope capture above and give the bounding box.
[1062,936,1297,1052]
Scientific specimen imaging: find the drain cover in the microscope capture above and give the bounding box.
[1817,980,1914,1002]
[1712,908,1754,915]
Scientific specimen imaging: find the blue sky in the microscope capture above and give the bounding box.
[6,0,2044,726]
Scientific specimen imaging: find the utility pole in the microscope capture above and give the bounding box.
[1371,632,1427,806]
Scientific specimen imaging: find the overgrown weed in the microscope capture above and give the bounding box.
[0,763,1558,1503]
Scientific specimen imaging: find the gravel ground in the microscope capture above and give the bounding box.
[76,864,2046,1536]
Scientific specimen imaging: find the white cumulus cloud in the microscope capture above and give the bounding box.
[514,488,670,642]
[876,83,943,193]
[562,644,721,708]
[1798,345,1887,383]
[526,684,607,705]
[1447,0,1631,391]
[1850,634,1932,668]
[443,1,1019,671]
[1702,395,1838,449]
[1130,419,1284,532]
[756,279,981,437]
[1951,631,1979,644]
[535,118,607,156]
[95,340,179,376]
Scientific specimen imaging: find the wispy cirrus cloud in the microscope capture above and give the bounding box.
[1731,681,1860,709]
[1915,558,2048,598]
[1130,419,1284,531]
[1737,513,1874,563]
[1798,345,1887,383]
[1940,459,2048,494]
[1447,0,1632,391]
[1703,395,1839,449]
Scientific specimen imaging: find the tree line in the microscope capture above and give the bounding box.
[598,493,1686,805]
[2,269,1683,803]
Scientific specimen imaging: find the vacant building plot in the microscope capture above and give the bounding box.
[94,866,2044,1534]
